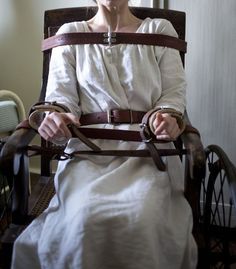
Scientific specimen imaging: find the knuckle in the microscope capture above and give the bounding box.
[50,111,59,117]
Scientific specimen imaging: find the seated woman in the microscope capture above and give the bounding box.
[11,0,197,268]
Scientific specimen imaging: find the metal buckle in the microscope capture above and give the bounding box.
[107,110,114,124]
[103,32,117,46]
[139,123,153,143]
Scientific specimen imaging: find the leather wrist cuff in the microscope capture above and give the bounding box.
[28,101,70,130]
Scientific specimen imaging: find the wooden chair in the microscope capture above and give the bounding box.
[1,6,236,269]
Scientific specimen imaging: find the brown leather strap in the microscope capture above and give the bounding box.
[27,145,187,163]
[71,127,169,143]
[42,32,187,53]
[139,109,167,171]
[80,110,146,125]
[29,101,70,114]
[70,126,101,151]
[139,109,157,142]
[72,127,144,142]
[70,149,187,158]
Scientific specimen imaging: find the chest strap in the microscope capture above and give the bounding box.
[42,32,187,53]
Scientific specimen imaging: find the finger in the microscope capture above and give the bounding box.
[160,114,178,132]
[52,115,72,139]
[154,115,179,140]
[155,127,176,141]
[153,112,163,130]
[170,124,180,139]
[38,117,57,138]
[154,120,168,135]
[65,113,81,127]
[155,133,172,141]
[38,127,52,141]
[39,113,67,141]
[39,112,80,141]
[165,118,180,139]
[49,112,69,132]
[156,112,163,124]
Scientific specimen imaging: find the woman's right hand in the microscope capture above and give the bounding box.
[38,112,80,143]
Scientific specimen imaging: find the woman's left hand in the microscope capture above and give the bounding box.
[152,112,181,140]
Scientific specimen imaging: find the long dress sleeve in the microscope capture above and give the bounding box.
[45,24,81,116]
[154,20,187,114]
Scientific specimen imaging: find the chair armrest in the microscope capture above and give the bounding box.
[180,112,206,180]
[181,131,206,179]
[0,128,36,176]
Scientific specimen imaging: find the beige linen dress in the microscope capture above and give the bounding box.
[11,18,197,269]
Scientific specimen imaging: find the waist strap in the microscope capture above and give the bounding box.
[80,110,146,125]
